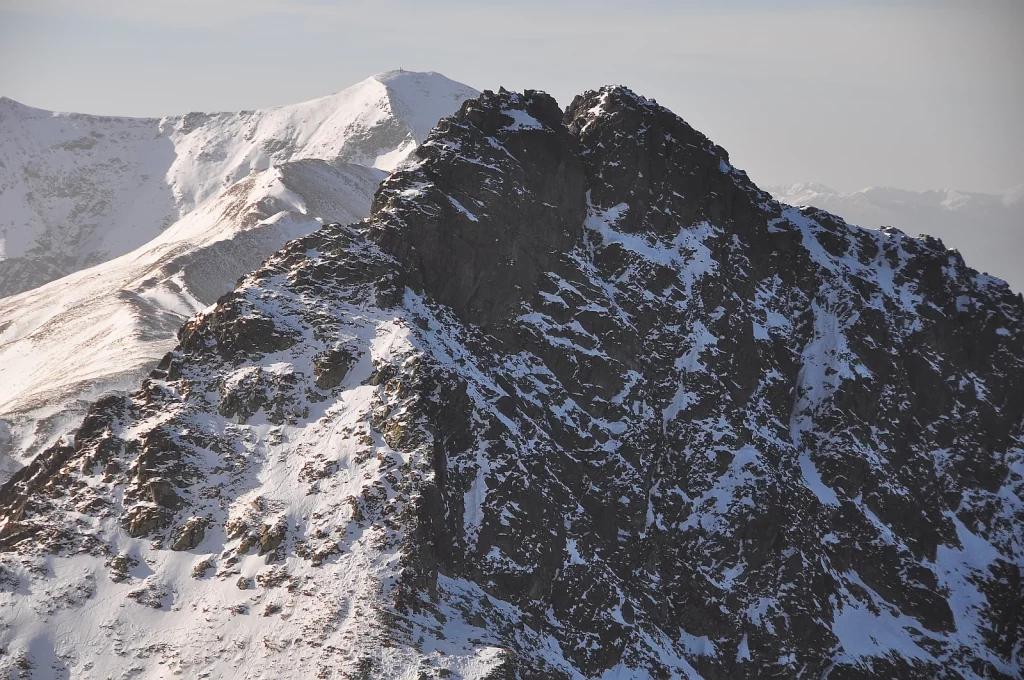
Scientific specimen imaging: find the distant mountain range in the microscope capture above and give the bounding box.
[0,71,478,479]
[770,182,1024,292]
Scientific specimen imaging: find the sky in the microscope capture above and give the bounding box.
[0,0,1021,194]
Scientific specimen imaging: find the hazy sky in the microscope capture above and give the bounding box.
[1,0,1021,194]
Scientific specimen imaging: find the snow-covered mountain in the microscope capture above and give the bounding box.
[770,182,1024,292]
[0,70,478,299]
[1,87,1020,679]
[0,71,478,481]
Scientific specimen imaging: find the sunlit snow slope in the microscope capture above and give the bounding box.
[0,70,477,298]
[0,71,478,480]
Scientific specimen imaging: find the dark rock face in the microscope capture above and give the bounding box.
[0,87,1021,679]
[169,516,206,551]
[371,89,588,329]
[313,347,356,390]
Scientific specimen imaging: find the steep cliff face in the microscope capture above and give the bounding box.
[1,88,1021,680]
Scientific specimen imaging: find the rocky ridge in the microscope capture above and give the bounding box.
[0,71,478,481]
[0,87,1021,679]
[769,182,1024,293]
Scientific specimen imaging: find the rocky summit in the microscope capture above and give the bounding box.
[1,87,1022,679]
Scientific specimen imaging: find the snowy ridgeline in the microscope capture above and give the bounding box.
[0,70,478,297]
[0,71,478,480]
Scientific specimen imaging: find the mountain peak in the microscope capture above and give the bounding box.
[0,71,478,479]
[0,95,70,119]
[772,181,839,199]
[566,84,767,239]
[1,86,1022,679]
[358,70,480,153]
[371,85,584,327]
[372,68,457,85]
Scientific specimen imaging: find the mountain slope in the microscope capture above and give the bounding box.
[1,88,1021,679]
[0,160,383,480]
[0,72,478,481]
[770,182,1024,293]
[0,70,479,299]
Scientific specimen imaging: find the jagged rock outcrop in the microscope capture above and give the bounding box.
[769,182,1024,293]
[0,86,1021,679]
[372,89,587,328]
[0,71,479,483]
